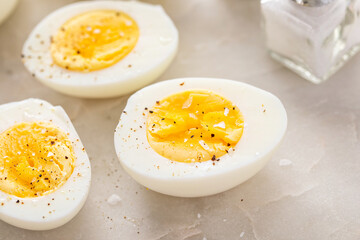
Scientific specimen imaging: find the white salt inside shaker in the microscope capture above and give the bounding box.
[261,0,360,84]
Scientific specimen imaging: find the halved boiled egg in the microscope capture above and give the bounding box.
[114,78,287,197]
[22,1,178,98]
[0,99,91,230]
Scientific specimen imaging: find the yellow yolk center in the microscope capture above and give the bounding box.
[0,122,75,198]
[146,90,244,163]
[51,10,139,72]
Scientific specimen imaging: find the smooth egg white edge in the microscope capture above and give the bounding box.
[114,78,288,197]
[0,99,91,230]
[22,1,179,98]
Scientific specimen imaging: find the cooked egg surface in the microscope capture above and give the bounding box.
[146,90,244,163]
[22,1,178,98]
[51,10,139,72]
[0,122,75,198]
[0,99,91,230]
[0,0,17,25]
[115,78,287,197]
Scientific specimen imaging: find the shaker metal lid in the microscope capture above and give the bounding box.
[291,0,334,7]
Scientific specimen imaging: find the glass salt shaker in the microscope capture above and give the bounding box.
[261,0,360,84]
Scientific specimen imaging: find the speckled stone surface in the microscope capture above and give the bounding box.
[0,0,359,239]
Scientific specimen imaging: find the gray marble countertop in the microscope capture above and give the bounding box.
[0,0,359,239]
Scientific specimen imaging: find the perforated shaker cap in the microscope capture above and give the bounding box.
[291,0,335,7]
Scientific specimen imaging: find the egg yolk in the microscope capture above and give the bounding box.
[51,10,139,72]
[146,90,244,163]
[0,122,75,198]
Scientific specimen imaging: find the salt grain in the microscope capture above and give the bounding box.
[199,140,210,151]
[213,121,225,129]
[107,194,122,206]
[182,97,193,109]
[189,113,196,119]
[279,159,292,167]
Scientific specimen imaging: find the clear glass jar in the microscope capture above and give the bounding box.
[261,0,360,84]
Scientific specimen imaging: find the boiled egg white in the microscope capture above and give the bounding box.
[0,99,91,230]
[22,1,178,98]
[114,78,287,197]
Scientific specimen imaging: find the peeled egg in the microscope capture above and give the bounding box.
[0,99,91,230]
[114,78,287,197]
[22,1,178,98]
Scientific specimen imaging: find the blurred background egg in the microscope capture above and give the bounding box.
[0,0,17,25]
[0,99,91,230]
[114,78,287,197]
[22,1,178,98]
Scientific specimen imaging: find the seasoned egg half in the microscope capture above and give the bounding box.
[22,1,178,98]
[0,99,91,230]
[114,78,287,197]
